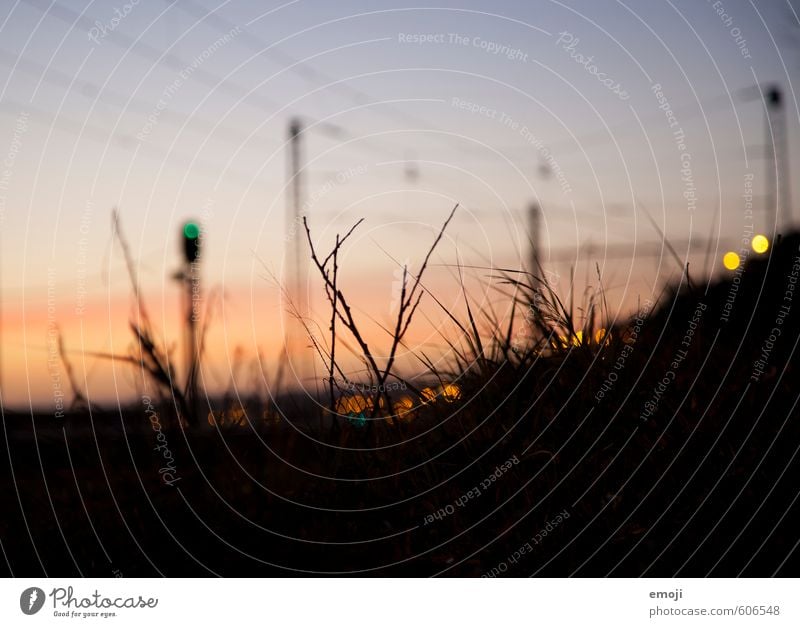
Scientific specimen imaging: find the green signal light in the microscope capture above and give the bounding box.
[183,222,200,239]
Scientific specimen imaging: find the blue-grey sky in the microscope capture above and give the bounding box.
[1,0,799,404]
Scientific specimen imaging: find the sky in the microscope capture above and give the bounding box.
[1,0,800,408]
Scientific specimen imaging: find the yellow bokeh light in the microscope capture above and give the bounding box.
[752,234,769,254]
[723,251,740,270]
[336,395,373,416]
[595,328,611,345]
[420,387,437,403]
[440,383,462,402]
[555,330,583,349]
[393,396,415,422]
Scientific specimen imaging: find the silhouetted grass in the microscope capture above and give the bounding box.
[2,226,799,576]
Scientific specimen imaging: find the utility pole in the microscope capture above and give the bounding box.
[528,203,541,275]
[740,83,792,233]
[180,220,202,425]
[284,118,313,383]
[764,86,792,230]
[287,118,307,317]
[404,149,419,182]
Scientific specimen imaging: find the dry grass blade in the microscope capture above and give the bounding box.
[112,210,193,426]
[302,204,458,419]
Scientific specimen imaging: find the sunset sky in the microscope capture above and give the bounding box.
[1,0,799,407]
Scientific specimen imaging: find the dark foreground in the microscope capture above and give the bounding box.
[3,237,800,576]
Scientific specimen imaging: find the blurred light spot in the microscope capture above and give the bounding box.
[752,234,769,254]
[207,404,246,427]
[336,395,373,416]
[262,408,281,425]
[420,387,437,403]
[347,413,367,428]
[183,222,200,239]
[440,383,461,402]
[723,251,740,270]
[557,330,584,348]
[393,396,415,422]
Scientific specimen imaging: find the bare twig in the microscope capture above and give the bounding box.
[302,204,458,418]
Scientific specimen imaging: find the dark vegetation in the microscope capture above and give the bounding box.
[1,214,799,576]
